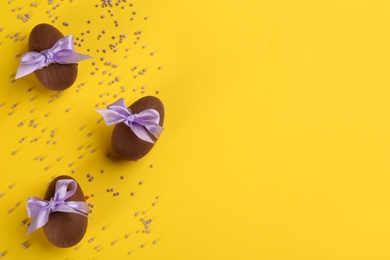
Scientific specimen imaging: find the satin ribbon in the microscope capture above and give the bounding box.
[26,179,89,235]
[15,35,91,79]
[96,98,164,143]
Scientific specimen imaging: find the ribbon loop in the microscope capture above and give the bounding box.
[15,35,91,79]
[26,179,89,235]
[96,98,164,143]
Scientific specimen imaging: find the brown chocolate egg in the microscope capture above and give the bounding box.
[28,23,78,91]
[43,175,88,248]
[112,96,165,161]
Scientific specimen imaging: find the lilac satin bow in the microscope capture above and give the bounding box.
[96,98,164,143]
[26,179,89,235]
[15,35,91,79]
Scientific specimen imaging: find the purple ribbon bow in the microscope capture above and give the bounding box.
[15,35,91,79]
[26,179,89,235]
[96,98,164,143]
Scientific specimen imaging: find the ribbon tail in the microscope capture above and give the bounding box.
[56,207,89,217]
[144,124,164,139]
[27,207,50,235]
[54,202,89,220]
[15,63,40,79]
[59,201,89,214]
[56,53,92,64]
[15,52,47,79]
[73,52,93,61]
[96,109,126,126]
[129,123,156,143]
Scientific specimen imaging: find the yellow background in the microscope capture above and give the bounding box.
[1,0,390,259]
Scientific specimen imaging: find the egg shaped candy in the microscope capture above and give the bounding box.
[16,23,91,91]
[42,176,89,248]
[111,96,165,160]
[97,96,165,161]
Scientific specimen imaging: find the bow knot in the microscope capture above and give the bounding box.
[126,114,136,123]
[26,179,89,235]
[15,35,91,79]
[48,198,57,211]
[96,98,164,143]
[41,49,54,64]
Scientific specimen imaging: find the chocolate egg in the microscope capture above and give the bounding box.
[28,23,78,91]
[43,175,88,248]
[112,96,165,161]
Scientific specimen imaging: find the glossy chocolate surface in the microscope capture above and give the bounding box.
[111,96,165,161]
[28,24,78,91]
[43,175,88,248]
